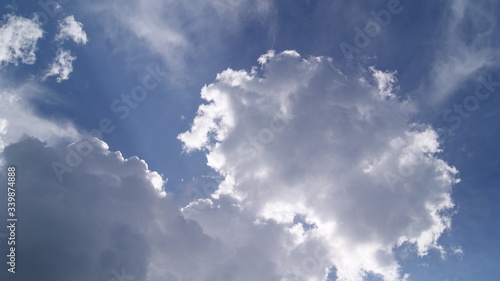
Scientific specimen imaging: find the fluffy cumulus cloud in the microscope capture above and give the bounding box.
[43,49,77,82]
[0,14,43,66]
[55,15,88,45]
[179,50,460,280]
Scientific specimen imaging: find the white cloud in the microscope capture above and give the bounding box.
[43,49,77,82]
[55,15,88,45]
[180,50,459,281]
[0,14,44,66]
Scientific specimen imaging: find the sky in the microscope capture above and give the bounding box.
[0,0,499,280]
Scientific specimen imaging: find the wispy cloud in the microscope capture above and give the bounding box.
[84,0,275,83]
[0,77,78,151]
[425,0,499,104]
[43,49,77,82]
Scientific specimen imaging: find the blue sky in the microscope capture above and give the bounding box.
[0,0,499,280]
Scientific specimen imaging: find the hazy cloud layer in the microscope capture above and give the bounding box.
[86,0,276,82]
